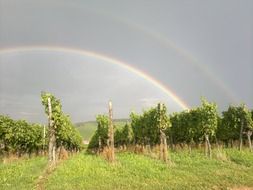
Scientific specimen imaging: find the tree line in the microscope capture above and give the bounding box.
[1,94,252,162]
[0,115,45,156]
[88,98,253,159]
[0,93,83,159]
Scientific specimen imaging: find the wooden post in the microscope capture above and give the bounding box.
[43,125,46,155]
[239,119,244,151]
[158,103,168,162]
[160,129,168,162]
[205,134,212,158]
[247,130,252,152]
[98,136,102,153]
[108,101,115,162]
[48,97,56,165]
[159,130,163,160]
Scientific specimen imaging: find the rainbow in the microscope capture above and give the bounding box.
[60,2,237,102]
[111,19,238,102]
[0,46,189,110]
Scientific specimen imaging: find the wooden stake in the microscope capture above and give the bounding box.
[108,101,115,162]
[48,97,56,165]
[43,125,46,155]
[247,131,252,152]
[239,120,244,151]
[158,103,168,162]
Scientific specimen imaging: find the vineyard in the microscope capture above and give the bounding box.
[88,98,253,160]
[0,93,253,189]
[0,93,83,159]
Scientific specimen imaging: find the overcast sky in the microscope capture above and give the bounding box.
[0,0,252,123]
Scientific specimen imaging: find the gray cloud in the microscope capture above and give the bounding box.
[0,52,180,122]
[0,0,252,122]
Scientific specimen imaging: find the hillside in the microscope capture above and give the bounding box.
[75,119,130,140]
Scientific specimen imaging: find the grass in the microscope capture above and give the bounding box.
[44,149,253,190]
[224,148,253,167]
[75,119,129,140]
[0,156,47,190]
[0,149,252,190]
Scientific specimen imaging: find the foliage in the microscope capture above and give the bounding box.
[121,123,134,145]
[217,104,253,142]
[87,115,109,150]
[168,98,218,148]
[169,111,194,144]
[0,115,15,152]
[0,115,45,155]
[130,103,170,146]
[114,123,134,147]
[41,92,83,151]
[0,92,83,155]
[197,98,218,138]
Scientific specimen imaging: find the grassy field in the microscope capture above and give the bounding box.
[75,119,129,140]
[0,149,252,190]
[0,149,253,190]
[44,150,253,190]
[0,157,47,190]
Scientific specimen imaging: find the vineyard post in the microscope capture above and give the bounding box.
[108,101,115,162]
[204,133,212,158]
[239,119,244,151]
[98,136,101,153]
[160,129,168,162]
[246,131,252,152]
[159,103,168,162]
[48,97,56,165]
[43,124,46,154]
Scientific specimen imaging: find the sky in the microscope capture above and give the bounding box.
[0,0,252,123]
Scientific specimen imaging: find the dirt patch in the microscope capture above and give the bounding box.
[35,164,57,190]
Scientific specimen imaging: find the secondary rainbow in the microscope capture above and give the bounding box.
[63,3,237,102]
[0,46,189,110]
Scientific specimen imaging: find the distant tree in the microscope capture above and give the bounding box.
[142,107,160,146]
[197,98,218,158]
[97,115,109,151]
[217,106,240,145]
[87,115,108,151]
[130,107,161,147]
[114,128,122,147]
[0,115,45,156]
[130,103,171,160]
[169,112,187,145]
[241,105,253,151]
[130,112,144,146]
[218,104,253,151]
[0,115,14,153]
[121,123,133,148]
[169,109,201,151]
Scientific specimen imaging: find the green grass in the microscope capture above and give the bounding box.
[225,148,253,167]
[45,149,253,190]
[75,119,129,140]
[0,149,252,190]
[0,156,47,190]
